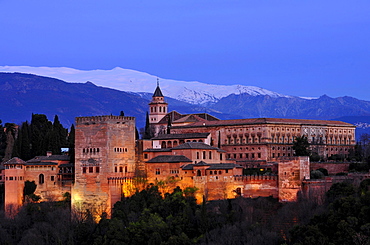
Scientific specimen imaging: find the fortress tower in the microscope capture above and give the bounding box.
[72,115,136,218]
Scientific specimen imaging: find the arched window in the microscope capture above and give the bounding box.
[39,174,44,184]
[161,141,167,148]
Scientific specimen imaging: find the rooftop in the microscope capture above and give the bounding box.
[152,132,210,140]
[171,117,355,128]
[146,155,192,163]
[172,142,225,152]
[3,157,26,165]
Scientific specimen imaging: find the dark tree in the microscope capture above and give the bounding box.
[293,135,310,156]
[143,112,152,139]
[68,124,75,163]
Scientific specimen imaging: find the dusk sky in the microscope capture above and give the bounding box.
[1,1,369,100]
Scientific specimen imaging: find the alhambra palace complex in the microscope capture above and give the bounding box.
[1,84,366,217]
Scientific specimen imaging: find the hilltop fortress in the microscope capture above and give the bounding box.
[1,83,358,217]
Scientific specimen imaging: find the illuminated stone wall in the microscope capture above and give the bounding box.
[72,116,136,218]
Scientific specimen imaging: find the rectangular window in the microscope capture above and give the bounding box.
[251,153,255,158]
[115,166,117,172]
[144,154,148,159]
[9,177,13,180]
[120,166,123,172]
[83,167,86,173]
[51,176,55,181]
[220,153,223,160]
[225,169,229,173]
[96,167,100,173]
[155,168,160,175]
[89,167,93,173]
[258,153,261,158]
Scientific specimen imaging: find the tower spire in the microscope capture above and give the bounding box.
[157,77,159,87]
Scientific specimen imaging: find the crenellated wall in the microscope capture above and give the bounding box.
[72,115,136,219]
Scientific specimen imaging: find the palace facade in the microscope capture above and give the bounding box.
[1,83,356,218]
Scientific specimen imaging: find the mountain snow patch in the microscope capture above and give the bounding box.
[0,65,290,105]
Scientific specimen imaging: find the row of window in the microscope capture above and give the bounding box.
[272,153,291,158]
[4,174,54,184]
[83,148,100,154]
[114,147,128,153]
[114,166,128,173]
[196,151,214,160]
[82,167,100,174]
[5,176,24,181]
[225,136,262,145]
[227,128,262,132]
[161,139,203,148]
[150,106,166,113]
[5,165,23,169]
[227,153,262,159]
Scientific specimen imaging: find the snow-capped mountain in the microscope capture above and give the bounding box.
[0,66,289,105]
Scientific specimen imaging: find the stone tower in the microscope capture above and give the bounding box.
[149,81,168,126]
[72,115,136,219]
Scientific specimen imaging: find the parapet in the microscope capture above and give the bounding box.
[76,115,135,125]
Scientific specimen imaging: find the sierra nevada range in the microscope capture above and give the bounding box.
[0,66,370,137]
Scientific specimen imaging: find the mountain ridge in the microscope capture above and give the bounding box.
[0,66,291,105]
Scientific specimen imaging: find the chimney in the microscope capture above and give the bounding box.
[46,151,52,157]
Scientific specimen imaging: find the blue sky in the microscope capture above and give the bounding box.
[0,1,369,100]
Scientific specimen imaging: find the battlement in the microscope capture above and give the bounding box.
[76,115,135,124]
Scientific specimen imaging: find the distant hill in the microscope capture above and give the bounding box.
[0,73,230,128]
[2,72,370,140]
[0,72,149,127]
[210,94,370,120]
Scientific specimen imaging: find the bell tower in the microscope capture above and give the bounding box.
[149,79,168,124]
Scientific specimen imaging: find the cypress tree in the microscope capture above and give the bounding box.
[68,124,75,163]
[143,112,151,139]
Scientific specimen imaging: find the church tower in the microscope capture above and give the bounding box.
[149,80,168,124]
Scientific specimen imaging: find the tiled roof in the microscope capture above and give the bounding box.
[27,155,70,163]
[4,157,26,165]
[153,86,164,97]
[158,111,219,124]
[152,133,210,140]
[59,163,74,168]
[208,163,243,169]
[25,162,58,166]
[182,163,242,170]
[173,114,208,124]
[143,148,172,152]
[171,117,354,128]
[172,142,225,152]
[146,155,192,163]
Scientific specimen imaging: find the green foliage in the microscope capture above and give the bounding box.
[349,161,370,172]
[12,114,70,160]
[310,170,324,179]
[23,180,41,202]
[316,168,328,176]
[293,136,310,156]
[0,119,7,161]
[290,180,370,245]
[309,152,321,162]
[23,180,37,196]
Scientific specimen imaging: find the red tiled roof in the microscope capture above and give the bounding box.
[172,118,355,128]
